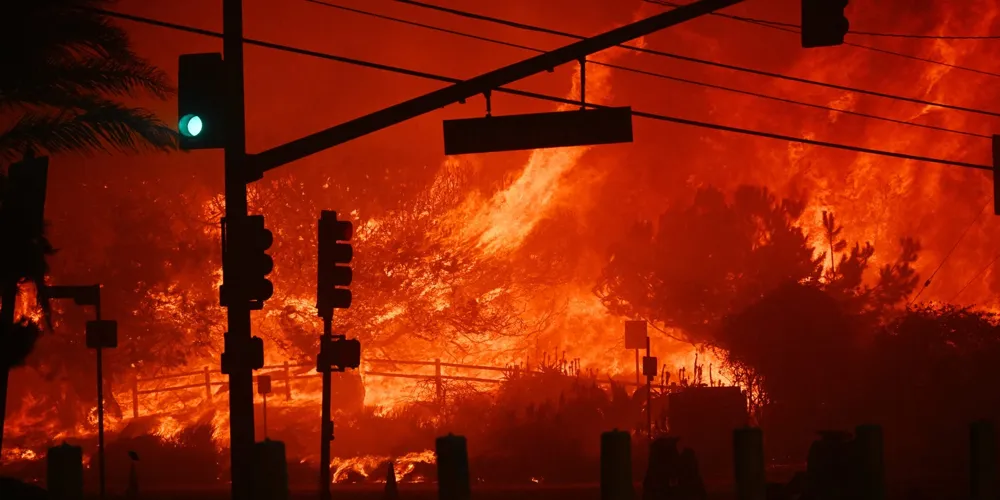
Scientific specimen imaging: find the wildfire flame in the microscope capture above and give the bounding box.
[6,0,997,487]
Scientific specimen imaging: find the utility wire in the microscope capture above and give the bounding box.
[950,250,1000,303]
[90,7,993,173]
[643,0,1000,40]
[643,0,1000,80]
[907,198,989,305]
[305,0,989,140]
[396,0,1000,117]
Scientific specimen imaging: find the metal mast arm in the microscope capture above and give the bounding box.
[250,0,745,174]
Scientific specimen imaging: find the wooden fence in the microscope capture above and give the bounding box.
[128,357,671,418]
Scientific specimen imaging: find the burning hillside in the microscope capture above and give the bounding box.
[4,0,1000,490]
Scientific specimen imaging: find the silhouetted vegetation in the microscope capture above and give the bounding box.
[0,0,177,161]
[597,184,1000,488]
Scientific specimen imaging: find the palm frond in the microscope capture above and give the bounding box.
[2,57,174,108]
[0,0,132,65]
[0,101,178,161]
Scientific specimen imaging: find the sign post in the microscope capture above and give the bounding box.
[257,375,272,439]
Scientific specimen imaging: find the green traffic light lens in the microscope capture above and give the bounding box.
[179,114,204,138]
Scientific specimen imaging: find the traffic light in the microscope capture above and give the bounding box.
[317,210,353,313]
[1,152,49,238]
[801,0,850,48]
[317,335,361,373]
[221,215,274,310]
[177,53,225,150]
[221,334,265,374]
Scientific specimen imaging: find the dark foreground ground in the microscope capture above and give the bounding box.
[72,483,970,500]
[81,484,719,500]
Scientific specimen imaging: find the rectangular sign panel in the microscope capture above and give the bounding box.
[443,107,634,155]
[624,320,648,350]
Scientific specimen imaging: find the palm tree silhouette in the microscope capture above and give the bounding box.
[0,0,178,160]
[0,0,178,452]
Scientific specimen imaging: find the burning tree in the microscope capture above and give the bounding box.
[595,185,825,344]
[594,184,922,419]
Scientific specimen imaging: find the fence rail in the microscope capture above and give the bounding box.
[129,357,671,418]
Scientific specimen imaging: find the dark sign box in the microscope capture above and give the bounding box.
[443,107,633,155]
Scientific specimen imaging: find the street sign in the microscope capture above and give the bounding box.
[443,107,634,155]
[643,356,658,378]
[257,375,272,395]
[625,320,648,350]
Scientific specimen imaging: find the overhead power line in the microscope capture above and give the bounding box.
[304,0,989,140]
[643,0,1000,79]
[643,0,1000,40]
[91,7,992,173]
[396,0,1000,117]
[907,198,989,305]
[950,250,1000,303]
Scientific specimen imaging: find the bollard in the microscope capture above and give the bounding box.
[643,437,680,500]
[384,461,399,500]
[601,429,634,500]
[126,451,140,500]
[436,434,471,500]
[807,431,853,500]
[853,425,885,500]
[971,420,997,500]
[733,427,765,500]
[251,439,289,500]
[46,442,84,500]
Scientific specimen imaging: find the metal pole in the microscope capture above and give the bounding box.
[131,373,139,418]
[96,301,106,500]
[0,283,17,458]
[262,393,268,440]
[634,349,640,389]
[320,314,333,500]
[284,360,292,401]
[222,0,255,499]
[646,337,652,441]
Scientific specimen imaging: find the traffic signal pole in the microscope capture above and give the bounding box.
[222,1,256,500]
[198,3,743,498]
[319,313,333,500]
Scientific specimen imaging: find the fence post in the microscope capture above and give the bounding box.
[283,360,292,401]
[131,372,139,419]
[435,359,443,406]
[204,366,213,403]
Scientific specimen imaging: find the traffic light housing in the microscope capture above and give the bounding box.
[801,0,849,48]
[221,334,265,374]
[1,152,49,238]
[221,215,274,310]
[317,211,353,313]
[317,335,361,373]
[178,53,225,150]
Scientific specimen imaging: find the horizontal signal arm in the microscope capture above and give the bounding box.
[248,0,745,175]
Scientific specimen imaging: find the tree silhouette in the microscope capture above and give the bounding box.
[595,185,824,343]
[0,0,177,160]
[0,0,177,449]
[821,211,847,278]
